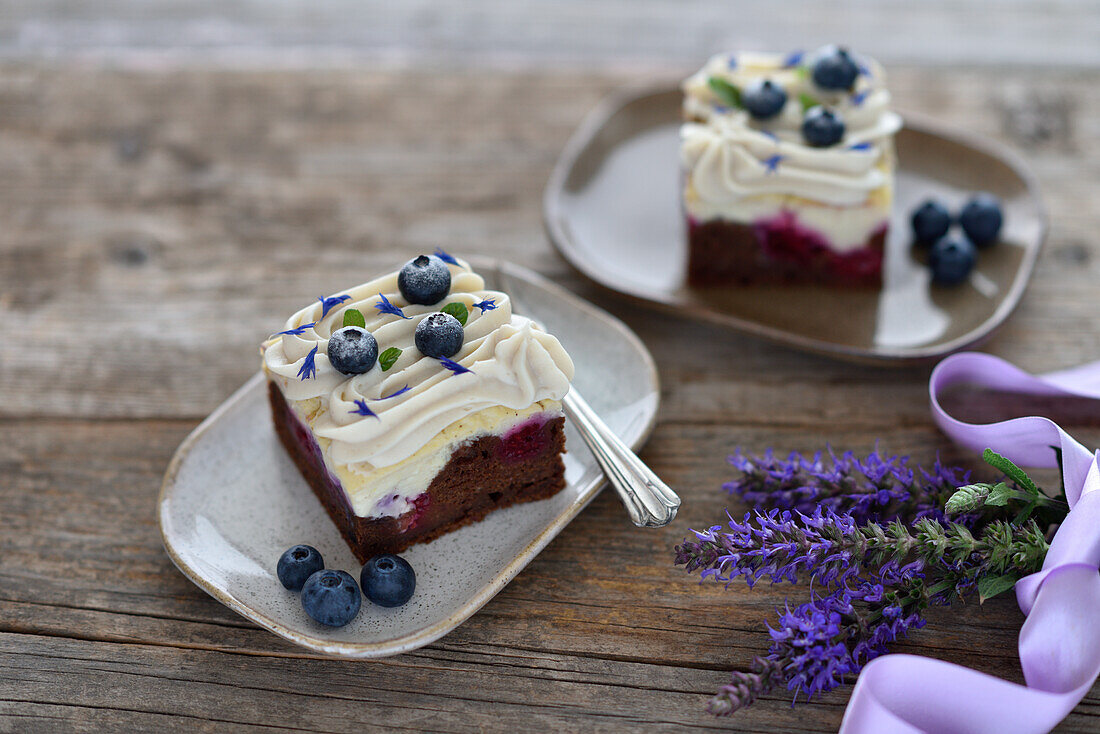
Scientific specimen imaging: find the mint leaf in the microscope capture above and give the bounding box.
[379,347,401,372]
[977,573,1018,604]
[799,93,819,113]
[441,302,469,327]
[707,76,742,108]
[983,448,1040,496]
[342,308,365,328]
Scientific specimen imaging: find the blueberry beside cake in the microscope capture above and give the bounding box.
[680,45,902,287]
[262,253,575,562]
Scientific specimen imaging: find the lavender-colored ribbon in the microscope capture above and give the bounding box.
[840,352,1100,734]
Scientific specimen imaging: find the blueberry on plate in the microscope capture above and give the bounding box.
[910,199,951,245]
[327,326,378,375]
[742,79,787,120]
[801,106,845,147]
[301,569,362,627]
[277,544,324,591]
[929,238,977,286]
[810,45,860,91]
[398,255,452,305]
[958,193,1004,247]
[361,554,416,608]
[415,312,464,359]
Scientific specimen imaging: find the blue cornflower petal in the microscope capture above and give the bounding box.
[275,322,316,336]
[379,385,411,400]
[782,50,804,68]
[439,357,473,375]
[318,294,351,318]
[851,89,870,106]
[350,399,379,419]
[763,154,784,174]
[375,293,410,319]
[297,346,318,380]
[433,248,459,265]
[472,298,497,313]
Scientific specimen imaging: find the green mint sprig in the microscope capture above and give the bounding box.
[441,302,469,326]
[342,308,365,328]
[379,347,401,371]
[707,76,742,109]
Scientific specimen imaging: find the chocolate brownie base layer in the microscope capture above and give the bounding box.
[269,382,567,564]
[687,217,885,288]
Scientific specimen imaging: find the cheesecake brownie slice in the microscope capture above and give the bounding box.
[680,46,901,287]
[261,254,574,562]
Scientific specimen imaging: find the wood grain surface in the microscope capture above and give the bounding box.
[3,1,1100,69]
[2,64,1100,732]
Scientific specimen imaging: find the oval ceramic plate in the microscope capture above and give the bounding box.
[544,86,1047,364]
[159,259,659,657]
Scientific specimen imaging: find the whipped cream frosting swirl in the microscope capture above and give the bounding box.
[262,258,574,468]
[681,51,902,207]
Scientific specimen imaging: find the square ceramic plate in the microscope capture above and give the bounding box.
[158,259,659,657]
[544,86,1048,364]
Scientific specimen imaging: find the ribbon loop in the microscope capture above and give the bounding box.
[841,353,1100,734]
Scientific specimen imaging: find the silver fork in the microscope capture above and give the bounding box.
[498,269,680,527]
[562,388,681,527]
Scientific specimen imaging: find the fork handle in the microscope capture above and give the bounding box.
[562,390,680,528]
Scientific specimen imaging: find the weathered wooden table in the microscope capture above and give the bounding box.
[2,65,1100,732]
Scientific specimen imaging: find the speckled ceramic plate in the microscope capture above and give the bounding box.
[544,86,1047,364]
[159,259,659,658]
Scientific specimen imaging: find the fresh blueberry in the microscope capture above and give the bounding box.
[361,554,416,608]
[910,199,952,244]
[276,544,324,591]
[300,569,362,627]
[958,193,1004,247]
[398,255,451,305]
[327,326,378,375]
[811,45,860,91]
[801,106,845,147]
[929,237,977,286]
[414,312,464,359]
[742,79,787,120]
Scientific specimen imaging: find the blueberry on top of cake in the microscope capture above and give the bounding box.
[679,46,903,287]
[261,254,575,561]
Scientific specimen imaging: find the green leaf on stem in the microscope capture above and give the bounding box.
[984,482,1014,507]
[983,448,1040,496]
[977,573,1018,603]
